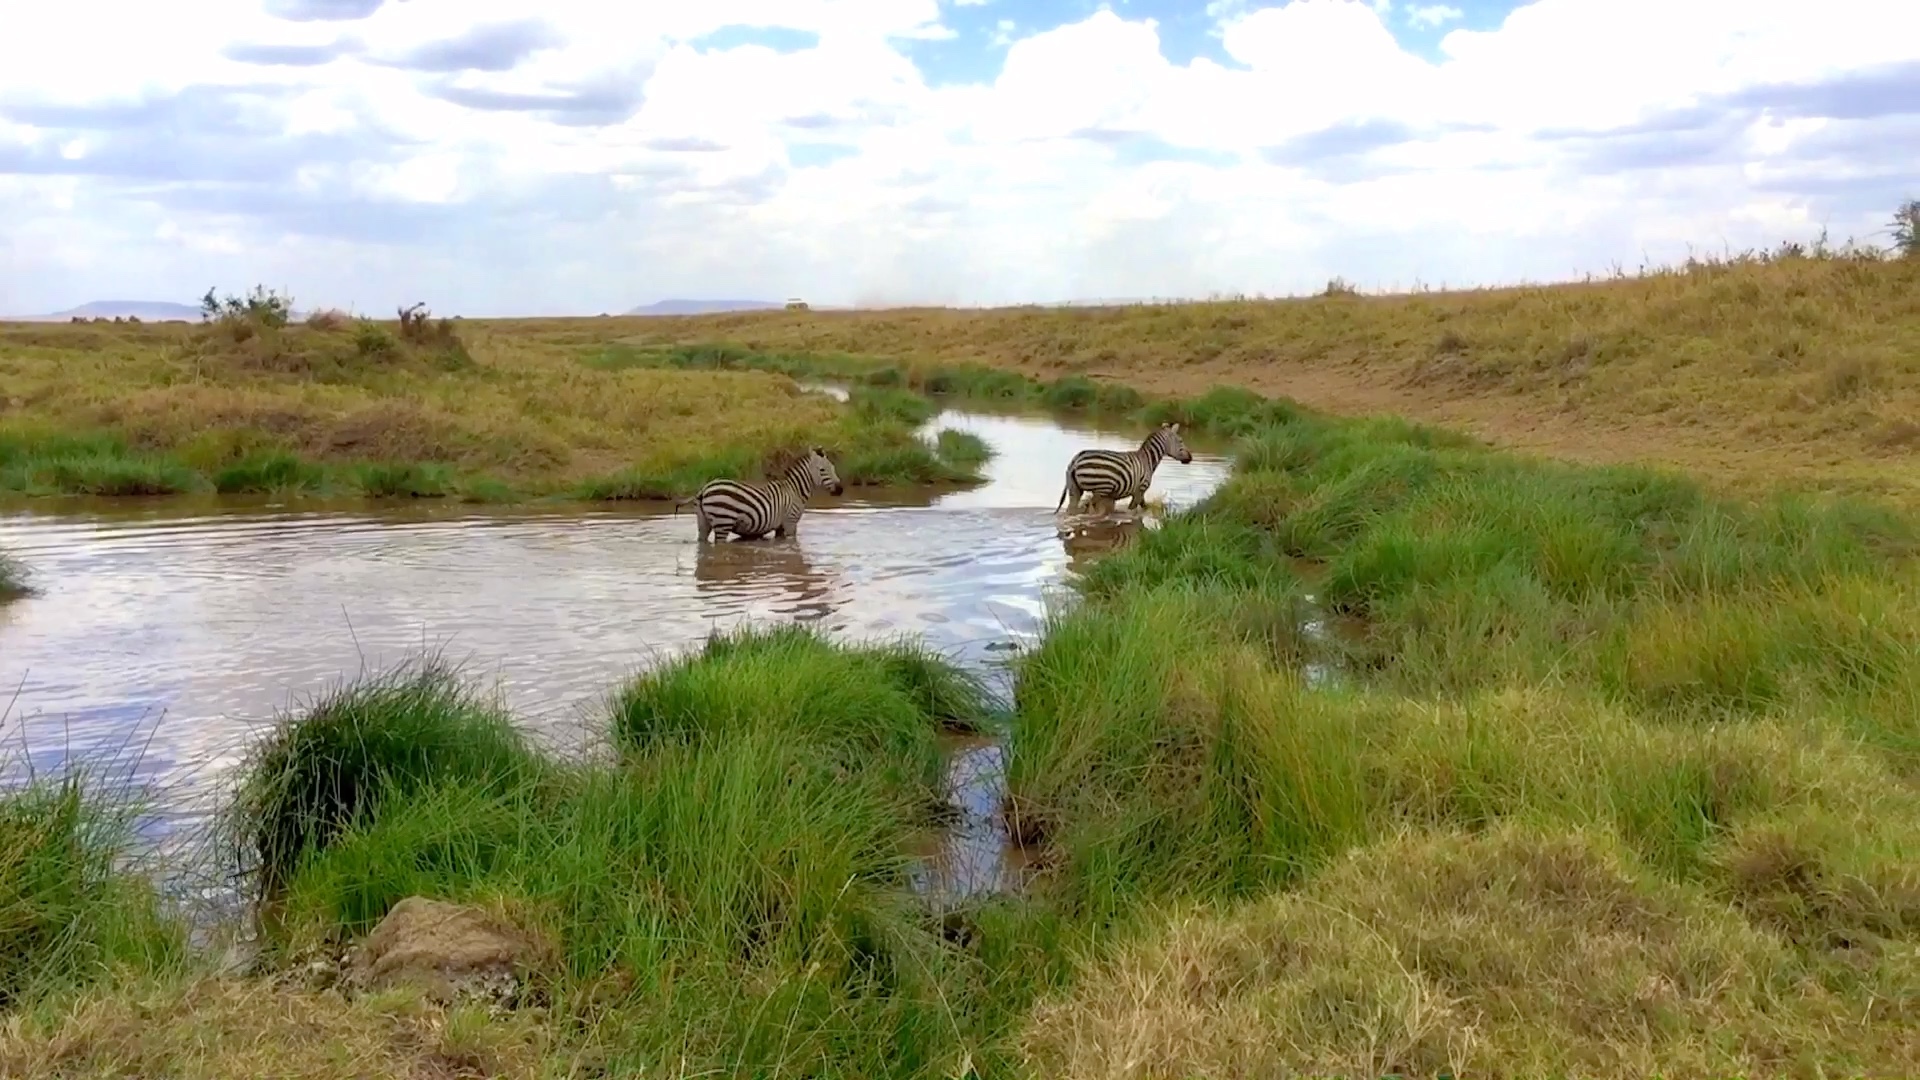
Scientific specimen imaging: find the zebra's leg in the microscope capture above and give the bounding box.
[693,504,712,543]
[1127,489,1148,510]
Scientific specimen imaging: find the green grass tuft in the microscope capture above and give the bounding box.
[573,448,760,501]
[1008,585,1371,917]
[0,767,186,1007]
[849,385,942,426]
[352,462,455,499]
[270,728,977,1076]
[211,451,327,495]
[230,661,545,894]
[0,549,30,600]
[609,624,990,793]
[931,428,995,471]
[0,438,205,497]
[1038,375,1145,415]
[453,475,518,504]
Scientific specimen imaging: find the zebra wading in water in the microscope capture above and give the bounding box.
[1055,422,1193,516]
[676,446,846,542]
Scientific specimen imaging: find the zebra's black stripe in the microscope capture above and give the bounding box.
[1055,423,1192,513]
[679,447,845,541]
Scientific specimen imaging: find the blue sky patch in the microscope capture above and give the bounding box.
[789,143,862,169]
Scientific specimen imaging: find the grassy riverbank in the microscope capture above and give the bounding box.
[616,247,1920,509]
[6,252,1920,1076]
[0,299,989,504]
[1002,410,1920,1074]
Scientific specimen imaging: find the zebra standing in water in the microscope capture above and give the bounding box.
[1055,421,1193,516]
[677,446,846,542]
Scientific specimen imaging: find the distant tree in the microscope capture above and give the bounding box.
[1893,198,1920,259]
[200,285,294,328]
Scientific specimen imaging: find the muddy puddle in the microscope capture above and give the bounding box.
[0,395,1236,906]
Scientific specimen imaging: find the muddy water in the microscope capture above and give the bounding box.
[0,400,1233,901]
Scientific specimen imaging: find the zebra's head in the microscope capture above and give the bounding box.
[1154,422,1193,464]
[798,445,845,496]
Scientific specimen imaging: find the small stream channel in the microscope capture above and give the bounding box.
[0,393,1237,910]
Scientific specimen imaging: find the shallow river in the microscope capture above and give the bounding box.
[0,400,1232,901]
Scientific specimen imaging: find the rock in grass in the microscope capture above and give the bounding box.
[342,896,543,1010]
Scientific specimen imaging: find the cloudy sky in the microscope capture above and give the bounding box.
[1,0,1915,316]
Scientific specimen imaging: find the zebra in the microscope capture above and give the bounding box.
[1055,422,1193,516]
[676,446,846,542]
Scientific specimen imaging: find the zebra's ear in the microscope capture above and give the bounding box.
[1167,421,1181,432]
[809,445,826,457]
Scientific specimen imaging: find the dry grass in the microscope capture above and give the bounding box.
[606,251,1920,507]
[1018,825,1919,1079]
[19,252,1910,503]
[0,977,568,1079]
[0,313,951,499]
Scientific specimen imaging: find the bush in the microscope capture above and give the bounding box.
[200,285,292,330]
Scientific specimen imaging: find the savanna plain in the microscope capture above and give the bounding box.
[3,234,1920,1079]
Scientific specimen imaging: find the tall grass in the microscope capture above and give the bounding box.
[0,430,205,497]
[273,732,976,1075]
[219,630,1024,1076]
[0,765,185,1007]
[609,624,994,800]
[229,661,546,896]
[1007,585,1370,918]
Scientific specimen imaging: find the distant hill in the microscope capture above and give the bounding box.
[22,300,207,322]
[625,299,787,316]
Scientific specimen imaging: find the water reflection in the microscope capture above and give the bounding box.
[690,535,841,623]
[910,735,1043,901]
[1057,517,1146,574]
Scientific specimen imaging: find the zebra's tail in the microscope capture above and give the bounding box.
[1054,483,1069,513]
[672,493,694,515]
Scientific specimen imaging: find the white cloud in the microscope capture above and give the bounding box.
[1,0,1917,315]
[1406,4,1463,28]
